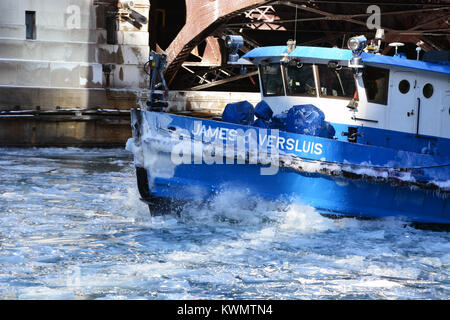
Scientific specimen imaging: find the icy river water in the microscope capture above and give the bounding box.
[0,148,449,300]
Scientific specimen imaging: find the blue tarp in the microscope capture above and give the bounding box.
[318,121,336,139]
[285,105,335,139]
[286,105,325,136]
[253,118,270,128]
[221,101,335,139]
[269,113,287,130]
[221,101,254,125]
[254,101,273,121]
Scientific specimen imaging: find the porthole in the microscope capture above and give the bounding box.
[423,83,434,99]
[398,80,410,94]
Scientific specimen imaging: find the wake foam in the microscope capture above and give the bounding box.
[177,188,340,234]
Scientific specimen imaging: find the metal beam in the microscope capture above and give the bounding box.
[407,13,449,31]
[164,0,275,85]
[274,1,449,40]
[190,71,259,91]
[271,0,449,7]
[225,7,450,27]
[291,3,397,32]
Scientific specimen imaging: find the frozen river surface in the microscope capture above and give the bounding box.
[0,148,448,299]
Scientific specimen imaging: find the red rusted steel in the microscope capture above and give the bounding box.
[201,36,222,66]
[164,0,272,85]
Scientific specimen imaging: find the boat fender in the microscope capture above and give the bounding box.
[222,100,254,125]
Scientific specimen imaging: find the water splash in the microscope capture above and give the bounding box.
[0,148,449,300]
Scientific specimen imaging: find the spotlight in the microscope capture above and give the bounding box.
[120,0,135,9]
[348,36,367,74]
[225,35,244,63]
[347,35,367,54]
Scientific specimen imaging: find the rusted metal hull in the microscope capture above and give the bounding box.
[0,87,140,112]
[0,109,131,148]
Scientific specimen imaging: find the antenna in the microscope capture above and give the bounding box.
[294,4,298,45]
[416,40,424,61]
[389,42,405,57]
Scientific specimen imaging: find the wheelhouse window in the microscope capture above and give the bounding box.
[284,62,316,96]
[260,64,284,96]
[317,64,356,99]
[363,66,389,105]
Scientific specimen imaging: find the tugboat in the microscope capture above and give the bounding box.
[127,33,450,228]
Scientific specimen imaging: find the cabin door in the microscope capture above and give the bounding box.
[441,93,450,138]
[389,71,418,134]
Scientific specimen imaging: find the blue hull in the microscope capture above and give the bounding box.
[129,110,450,225]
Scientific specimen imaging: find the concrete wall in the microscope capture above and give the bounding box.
[0,0,150,110]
